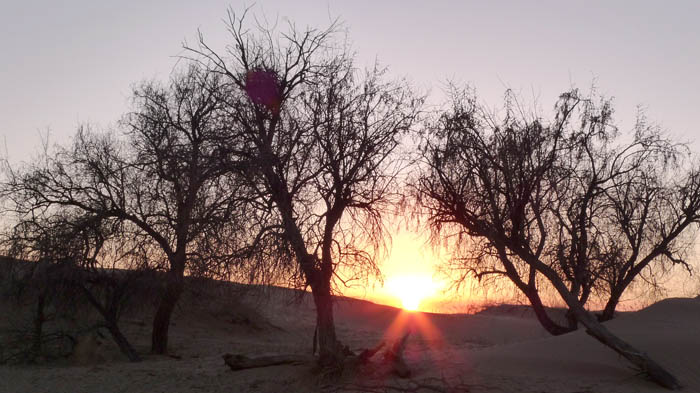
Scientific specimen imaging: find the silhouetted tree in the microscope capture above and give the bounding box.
[185,9,422,367]
[1,64,247,354]
[2,212,150,362]
[417,86,699,389]
[0,252,79,363]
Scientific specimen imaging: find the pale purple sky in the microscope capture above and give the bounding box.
[2,1,699,162]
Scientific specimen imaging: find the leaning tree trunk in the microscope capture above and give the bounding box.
[105,318,141,362]
[534,261,681,390]
[151,265,185,354]
[79,283,141,361]
[571,304,680,389]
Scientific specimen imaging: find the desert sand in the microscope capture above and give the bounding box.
[1,282,699,393]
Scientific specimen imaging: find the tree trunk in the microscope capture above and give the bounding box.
[525,287,575,335]
[311,280,343,367]
[78,283,140,361]
[565,309,578,330]
[31,292,46,360]
[599,288,623,322]
[532,261,682,390]
[509,249,682,389]
[151,270,184,354]
[571,305,680,390]
[105,319,140,362]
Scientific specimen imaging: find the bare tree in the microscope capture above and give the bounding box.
[1,64,247,354]
[0,251,79,363]
[2,211,151,362]
[185,9,422,367]
[417,86,699,389]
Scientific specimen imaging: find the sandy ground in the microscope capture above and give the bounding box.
[1,283,699,393]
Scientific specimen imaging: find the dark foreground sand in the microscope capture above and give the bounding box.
[1,283,698,393]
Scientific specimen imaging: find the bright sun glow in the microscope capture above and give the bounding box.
[386,275,438,311]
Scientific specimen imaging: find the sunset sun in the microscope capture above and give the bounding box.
[386,275,438,311]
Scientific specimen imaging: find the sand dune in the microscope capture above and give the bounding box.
[1,283,698,393]
[461,298,699,392]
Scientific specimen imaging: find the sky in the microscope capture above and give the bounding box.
[2,1,699,310]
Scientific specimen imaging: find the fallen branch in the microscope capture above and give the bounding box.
[222,353,313,371]
[222,331,413,379]
[358,341,385,363]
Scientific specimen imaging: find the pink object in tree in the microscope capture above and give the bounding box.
[245,70,281,113]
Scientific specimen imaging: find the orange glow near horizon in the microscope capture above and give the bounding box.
[341,230,455,312]
[339,227,695,314]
